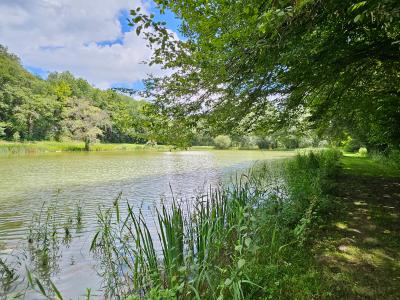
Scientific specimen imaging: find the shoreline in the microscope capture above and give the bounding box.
[0,141,297,155]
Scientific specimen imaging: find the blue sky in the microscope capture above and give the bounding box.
[0,0,181,90]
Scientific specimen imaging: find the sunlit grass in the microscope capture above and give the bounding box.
[0,141,171,154]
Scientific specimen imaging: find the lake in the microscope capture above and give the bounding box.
[0,150,293,298]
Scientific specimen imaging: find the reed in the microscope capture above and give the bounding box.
[0,141,171,154]
[2,149,341,299]
[90,149,341,299]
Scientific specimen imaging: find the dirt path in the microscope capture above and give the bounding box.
[315,169,400,299]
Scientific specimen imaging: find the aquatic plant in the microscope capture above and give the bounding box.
[91,149,341,299]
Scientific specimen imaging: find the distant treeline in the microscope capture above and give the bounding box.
[0,45,153,148]
[0,45,328,150]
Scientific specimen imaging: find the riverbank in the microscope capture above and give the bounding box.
[314,155,400,299]
[0,141,300,154]
[88,149,342,299]
[4,150,398,299]
[0,141,195,154]
[1,149,340,298]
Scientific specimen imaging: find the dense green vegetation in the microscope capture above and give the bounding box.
[0,45,152,150]
[131,0,399,153]
[4,150,339,299]
[0,45,332,152]
[1,0,399,298]
[0,141,172,154]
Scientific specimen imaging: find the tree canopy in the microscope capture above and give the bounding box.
[131,0,400,149]
[0,45,151,146]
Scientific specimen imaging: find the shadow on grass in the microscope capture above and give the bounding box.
[314,157,400,299]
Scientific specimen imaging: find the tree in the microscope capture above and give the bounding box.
[0,46,151,145]
[141,103,195,149]
[130,0,400,149]
[61,97,110,150]
[213,135,231,149]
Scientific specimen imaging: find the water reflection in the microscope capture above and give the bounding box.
[0,150,294,298]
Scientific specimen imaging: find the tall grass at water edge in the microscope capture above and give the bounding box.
[0,141,171,154]
[91,149,342,299]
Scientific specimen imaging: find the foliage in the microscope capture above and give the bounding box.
[0,46,154,145]
[358,147,368,157]
[90,150,341,299]
[0,141,171,154]
[342,136,364,152]
[60,98,111,150]
[369,149,400,169]
[237,135,259,150]
[130,0,400,150]
[213,135,231,149]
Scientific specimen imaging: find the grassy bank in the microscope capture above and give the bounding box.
[3,149,361,299]
[0,141,172,154]
[0,141,301,154]
[87,149,341,299]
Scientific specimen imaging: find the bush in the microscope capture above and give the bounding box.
[358,147,368,157]
[12,132,20,142]
[256,137,270,149]
[342,136,363,152]
[370,149,400,169]
[279,135,299,149]
[318,140,329,148]
[298,136,314,148]
[0,122,6,139]
[238,135,259,149]
[213,135,231,149]
[256,136,277,149]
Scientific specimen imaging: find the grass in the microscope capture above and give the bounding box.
[90,149,342,299]
[313,154,400,299]
[341,154,400,177]
[5,149,375,299]
[0,141,171,154]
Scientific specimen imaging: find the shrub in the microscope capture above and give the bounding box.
[213,135,231,149]
[0,122,6,139]
[342,136,363,152]
[256,137,270,149]
[238,135,259,149]
[12,132,20,142]
[298,136,314,148]
[358,147,368,157]
[370,149,400,169]
[256,136,277,149]
[279,135,299,149]
[318,140,329,148]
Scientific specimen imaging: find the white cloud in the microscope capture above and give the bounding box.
[0,0,166,88]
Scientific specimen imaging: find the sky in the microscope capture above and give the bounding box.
[0,0,181,90]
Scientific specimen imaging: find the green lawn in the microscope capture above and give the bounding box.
[341,155,400,177]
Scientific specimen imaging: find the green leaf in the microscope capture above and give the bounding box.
[224,278,232,286]
[35,278,47,296]
[234,245,243,252]
[354,14,363,23]
[50,280,64,300]
[237,258,246,269]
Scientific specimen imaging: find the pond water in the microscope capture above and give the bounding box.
[0,150,293,298]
